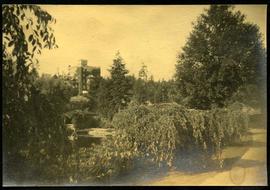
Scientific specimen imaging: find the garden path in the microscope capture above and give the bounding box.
[141,127,267,186]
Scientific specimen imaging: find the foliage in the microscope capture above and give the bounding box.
[78,137,137,183]
[2,4,257,185]
[175,5,266,109]
[112,104,178,167]
[132,74,180,105]
[108,52,133,112]
[75,103,249,182]
[96,78,115,119]
[21,87,68,184]
[87,75,102,111]
[153,80,170,103]
[36,74,77,105]
[229,84,266,109]
[2,5,63,184]
[133,63,148,104]
[133,78,148,104]
[97,52,133,119]
[2,4,57,131]
[138,63,148,81]
[14,75,79,184]
[96,61,182,119]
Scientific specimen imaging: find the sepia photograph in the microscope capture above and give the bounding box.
[2,4,267,186]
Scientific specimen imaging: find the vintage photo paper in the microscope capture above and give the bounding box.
[2,5,267,186]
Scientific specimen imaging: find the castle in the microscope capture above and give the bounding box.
[76,59,100,95]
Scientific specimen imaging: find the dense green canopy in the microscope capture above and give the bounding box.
[175,5,266,109]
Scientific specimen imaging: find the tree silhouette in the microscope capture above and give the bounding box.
[175,5,266,109]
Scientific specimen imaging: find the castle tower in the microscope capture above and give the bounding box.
[77,59,101,95]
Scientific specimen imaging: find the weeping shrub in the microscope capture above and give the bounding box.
[77,135,138,183]
[76,102,249,182]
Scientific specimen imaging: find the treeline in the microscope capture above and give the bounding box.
[81,3,268,118]
[85,53,181,119]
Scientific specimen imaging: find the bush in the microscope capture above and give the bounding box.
[78,137,137,183]
[75,102,249,183]
[112,104,177,167]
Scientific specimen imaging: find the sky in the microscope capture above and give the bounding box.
[38,5,267,80]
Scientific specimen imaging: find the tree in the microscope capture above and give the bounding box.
[3,5,57,129]
[175,5,266,109]
[97,78,113,118]
[98,52,132,119]
[153,80,170,103]
[133,63,148,104]
[166,79,183,103]
[26,75,77,182]
[109,52,133,113]
[146,75,156,103]
[86,74,102,111]
[138,62,148,81]
[2,5,63,183]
